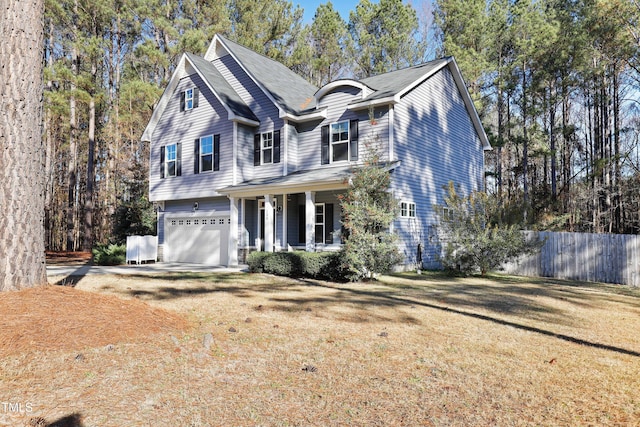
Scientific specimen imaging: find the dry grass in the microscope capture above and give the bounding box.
[2,271,640,426]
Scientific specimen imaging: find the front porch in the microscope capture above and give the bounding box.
[219,166,352,265]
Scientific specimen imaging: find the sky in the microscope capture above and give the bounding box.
[294,0,360,23]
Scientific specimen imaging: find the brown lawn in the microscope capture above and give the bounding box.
[1,271,639,426]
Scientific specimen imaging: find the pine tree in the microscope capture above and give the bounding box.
[339,139,402,281]
[0,0,47,290]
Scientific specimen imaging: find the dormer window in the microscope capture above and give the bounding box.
[180,87,199,111]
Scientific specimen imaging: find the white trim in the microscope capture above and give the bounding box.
[399,201,417,218]
[280,109,328,122]
[282,193,288,249]
[388,105,395,161]
[315,80,373,103]
[264,195,274,253]
[347,96,398,111]
[446,59,492,150]
[305,191,316,252]
[232,122,238,185]
[282,119,288,176]
[228,197,238,265]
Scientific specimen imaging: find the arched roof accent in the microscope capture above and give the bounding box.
[314,80,373,104]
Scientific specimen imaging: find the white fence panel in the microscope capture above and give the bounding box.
[126,235,158,264]
[504,231,640,287]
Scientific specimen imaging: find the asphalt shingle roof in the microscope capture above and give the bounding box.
[359,58,450,101]
[217,35,319,115]
[186,52,259,122]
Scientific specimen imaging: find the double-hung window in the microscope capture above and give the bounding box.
[400,201,416,218]
[194,134,219,174]
[253,130,281,166]
[181,87,199,111]
[321,120,358,164]
[200,136,213,172]
[165,143,177,177]
[185,89,194,110]
[331,121,349,162]
[261,132,273,164]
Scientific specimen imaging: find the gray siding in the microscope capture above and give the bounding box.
[296,86,390,171]
[214,55,284,181]
[392,66,485,268]
[150,73,234,202]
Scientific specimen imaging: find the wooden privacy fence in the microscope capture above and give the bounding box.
[502,231,640,287]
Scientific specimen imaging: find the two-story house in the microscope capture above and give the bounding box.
[142,34,490,268]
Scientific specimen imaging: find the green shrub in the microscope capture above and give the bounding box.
[92,244,126,266]
[247,251,346,281]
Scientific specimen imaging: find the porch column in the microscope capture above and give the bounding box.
[264,194,274,252]
[228,196,238,266]
[305,191,315,252]
[282,193,288,251]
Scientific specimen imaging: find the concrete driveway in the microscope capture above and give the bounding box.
[47,262,248,277]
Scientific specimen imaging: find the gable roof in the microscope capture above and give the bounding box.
[143,34,489,149]
[141,52,259,142]
[185,53,259,123]
[348,57,491,150]
[359,59,450,101]
[211,35,320,116]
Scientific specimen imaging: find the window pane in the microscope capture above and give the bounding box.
[332,142,348,162]
[315,225,323,243]
[331,121,348,143]
[167,160,176,176]
[262,132,272,148]
[409,204,416,217]
[185,89,193,110]
[262,148,272,164]
[201,154,213,172]
[201,136,212,154]
[166,144,176,161]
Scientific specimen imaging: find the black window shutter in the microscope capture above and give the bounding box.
[298,205,306,244]
[350,120,359,161]
[273,130,281,164]
[180,91,185,111]
[160,146,165,178]
[213,134,220,171]
[193,88,199,108]
[254,134,261,166]
[321,125,329,164]
[325,203,334,244]
[194,138,200,174]
[176,142,182,176]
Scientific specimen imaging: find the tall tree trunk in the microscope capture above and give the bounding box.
[522,61,529,223]
[67,0,78,251]
[0,0,46,290]
[83,95,96,251]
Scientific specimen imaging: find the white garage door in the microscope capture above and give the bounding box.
[165,216,229,265]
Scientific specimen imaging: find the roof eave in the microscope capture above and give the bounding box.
[446,59,492,150]
[280,108,328,123]
[218,178,349,198]
[141,54,188,142]
[347,96,399,110]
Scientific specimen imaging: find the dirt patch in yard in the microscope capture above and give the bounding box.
[0,285,187,357]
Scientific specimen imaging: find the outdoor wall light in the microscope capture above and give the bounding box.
[193,202,199,211]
